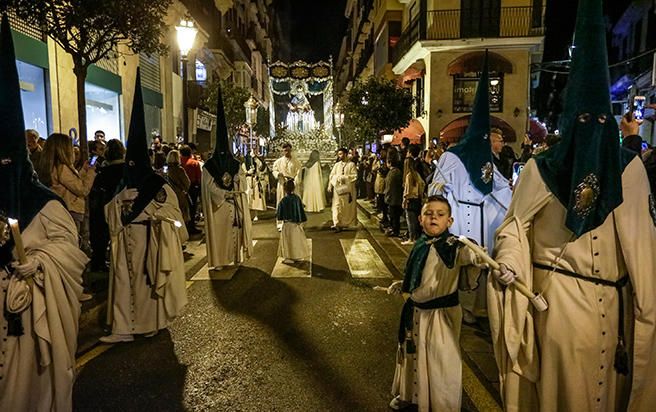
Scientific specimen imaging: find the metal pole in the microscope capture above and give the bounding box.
[181,57,189,144]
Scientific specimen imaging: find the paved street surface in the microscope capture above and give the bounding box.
[73,205,501,411]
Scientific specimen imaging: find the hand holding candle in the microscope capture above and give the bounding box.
[8,218,27,264]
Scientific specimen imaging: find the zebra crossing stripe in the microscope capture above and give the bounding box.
[340,239,393,279]
[271,239,312,278]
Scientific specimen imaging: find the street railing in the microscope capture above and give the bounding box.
[393,6,546,65]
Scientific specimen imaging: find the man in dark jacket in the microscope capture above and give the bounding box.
[384,151,403,237]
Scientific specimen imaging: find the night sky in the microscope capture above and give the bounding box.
[274,0,348,63]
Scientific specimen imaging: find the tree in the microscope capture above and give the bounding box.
[341,76,413,145]
[9,0,171,160]
[202,79,250,134]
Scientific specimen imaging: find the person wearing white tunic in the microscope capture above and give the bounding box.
[101,71,188,343]
[243,150,267,221]
[327,148,358,231]
[272,143,300,228]
[489,2,656,410]
[0,17,87,410]
[300,150,326,212]
[276,180,309,263]
[201,82,253,272]
[428,54,511,320]
[388,196,484,412]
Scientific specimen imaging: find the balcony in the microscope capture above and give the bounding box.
[393,6,546,65]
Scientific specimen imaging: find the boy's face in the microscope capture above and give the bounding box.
[420,200,453,237]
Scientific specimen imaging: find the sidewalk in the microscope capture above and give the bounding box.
[356,198,503,408]
[77,234,208,357]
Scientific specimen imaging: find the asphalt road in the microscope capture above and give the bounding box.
[73,208,490,411]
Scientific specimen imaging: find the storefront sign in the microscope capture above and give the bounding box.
[196,109,216,131]
[452,76,503,113]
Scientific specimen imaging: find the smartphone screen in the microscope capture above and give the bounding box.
[634,96,646,121]
[512,162,525,186]
[89,155,98,166]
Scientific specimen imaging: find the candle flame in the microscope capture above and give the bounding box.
[8,218,17,225]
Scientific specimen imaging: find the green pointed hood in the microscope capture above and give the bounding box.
[448,51,493,195]
[534,0,634,238]
[203,81,241,190]
[0,14,60,265]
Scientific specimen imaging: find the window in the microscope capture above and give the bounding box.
[452,74,503,113]
[85,82,121,141]
[415,77,425,117]
[17,61,49,137]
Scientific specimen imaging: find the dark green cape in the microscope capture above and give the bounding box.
[533,0,635,237]
[276,194,307,223]
[448,51,493,195]
[401,231,462,293]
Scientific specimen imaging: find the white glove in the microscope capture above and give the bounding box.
[118,188,139,201]
[387,280,403,295]
[492,263,516,285]
[11,258,40,280]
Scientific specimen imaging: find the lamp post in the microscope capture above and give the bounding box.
[334,102,344,148]
[176,17,198,144]
[244,96,259,154]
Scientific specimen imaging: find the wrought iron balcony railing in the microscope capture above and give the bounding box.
[393,6,546,66]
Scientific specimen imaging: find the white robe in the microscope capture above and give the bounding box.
[328,160,358,228]
[201,168,253,268]
[489,158,656,412]
[106,184,188,335]
[243,159,267,212]
[301,162,326,212]
[278,222,309,260]
[0,200,87,411]
[429,151,511,316]
[392,246,482,412]
[272,156,301,206]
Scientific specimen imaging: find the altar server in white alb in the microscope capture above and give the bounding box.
[428,52,511,320]
[276,179,309,263]
[327,147,358,231]
[272,142,300,228]
[489,1,656,410]
[243,149,268,221]
[300,149,326,212]
[102,70,188,344]
[0,16,87,410]
[201,82,253,272]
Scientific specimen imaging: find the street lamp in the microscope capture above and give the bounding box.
[176,17,198,144]
[244,96,259,154]
[334,102,345,147]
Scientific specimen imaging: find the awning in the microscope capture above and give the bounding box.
[439,115,517,143]
[447,51,514,75]
[393,119,425,145]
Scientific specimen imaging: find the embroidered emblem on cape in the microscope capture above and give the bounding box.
[0,158,12,166]
[0,211,10,247]
[649,194,656,227]
[120,200,134,217]
[481,162,493,184]
[221,172,233,188]
[128,160,135,166]
[155,188,167,203]
[573,173,600,217]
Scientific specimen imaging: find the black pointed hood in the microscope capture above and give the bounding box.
[534,0,634,237]
[0,14,60,265]
[203,82,241,190]
[447,51,494,195]
[119,68,165,225]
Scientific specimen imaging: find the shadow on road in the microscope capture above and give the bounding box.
[73,330,187,412]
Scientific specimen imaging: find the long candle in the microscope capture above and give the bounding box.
[457,235,536,300]
[8,218,27,264]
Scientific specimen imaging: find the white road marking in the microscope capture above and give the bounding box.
[340,239,392,279]
[271,239,312,278]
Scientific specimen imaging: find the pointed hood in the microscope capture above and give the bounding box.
[447,51,493,195]
[0,14,60,266]
[203,82,241,190]
[534,0,634,237]
[119,68,165,225]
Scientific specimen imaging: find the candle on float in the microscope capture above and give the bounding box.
[7,218,27,264]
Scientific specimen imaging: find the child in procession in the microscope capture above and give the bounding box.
[276,179,309,264]
[387,195,493,412]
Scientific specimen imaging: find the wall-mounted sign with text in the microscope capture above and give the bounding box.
[452,75,503,113]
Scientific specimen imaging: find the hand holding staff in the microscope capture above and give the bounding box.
[457,236,548,312]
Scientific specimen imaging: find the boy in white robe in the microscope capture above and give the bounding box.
[0,15,87,410]
[388,195,486,412]
[276,180,309,263]
[101,71,188,343]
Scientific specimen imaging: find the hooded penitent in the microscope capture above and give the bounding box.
[120,69,166,225]
[447,51,493,195]
[203,83,241,190]
[0,14,60,267]
[534,0,635,237]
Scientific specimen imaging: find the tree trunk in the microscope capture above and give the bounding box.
[74,63,89,161]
